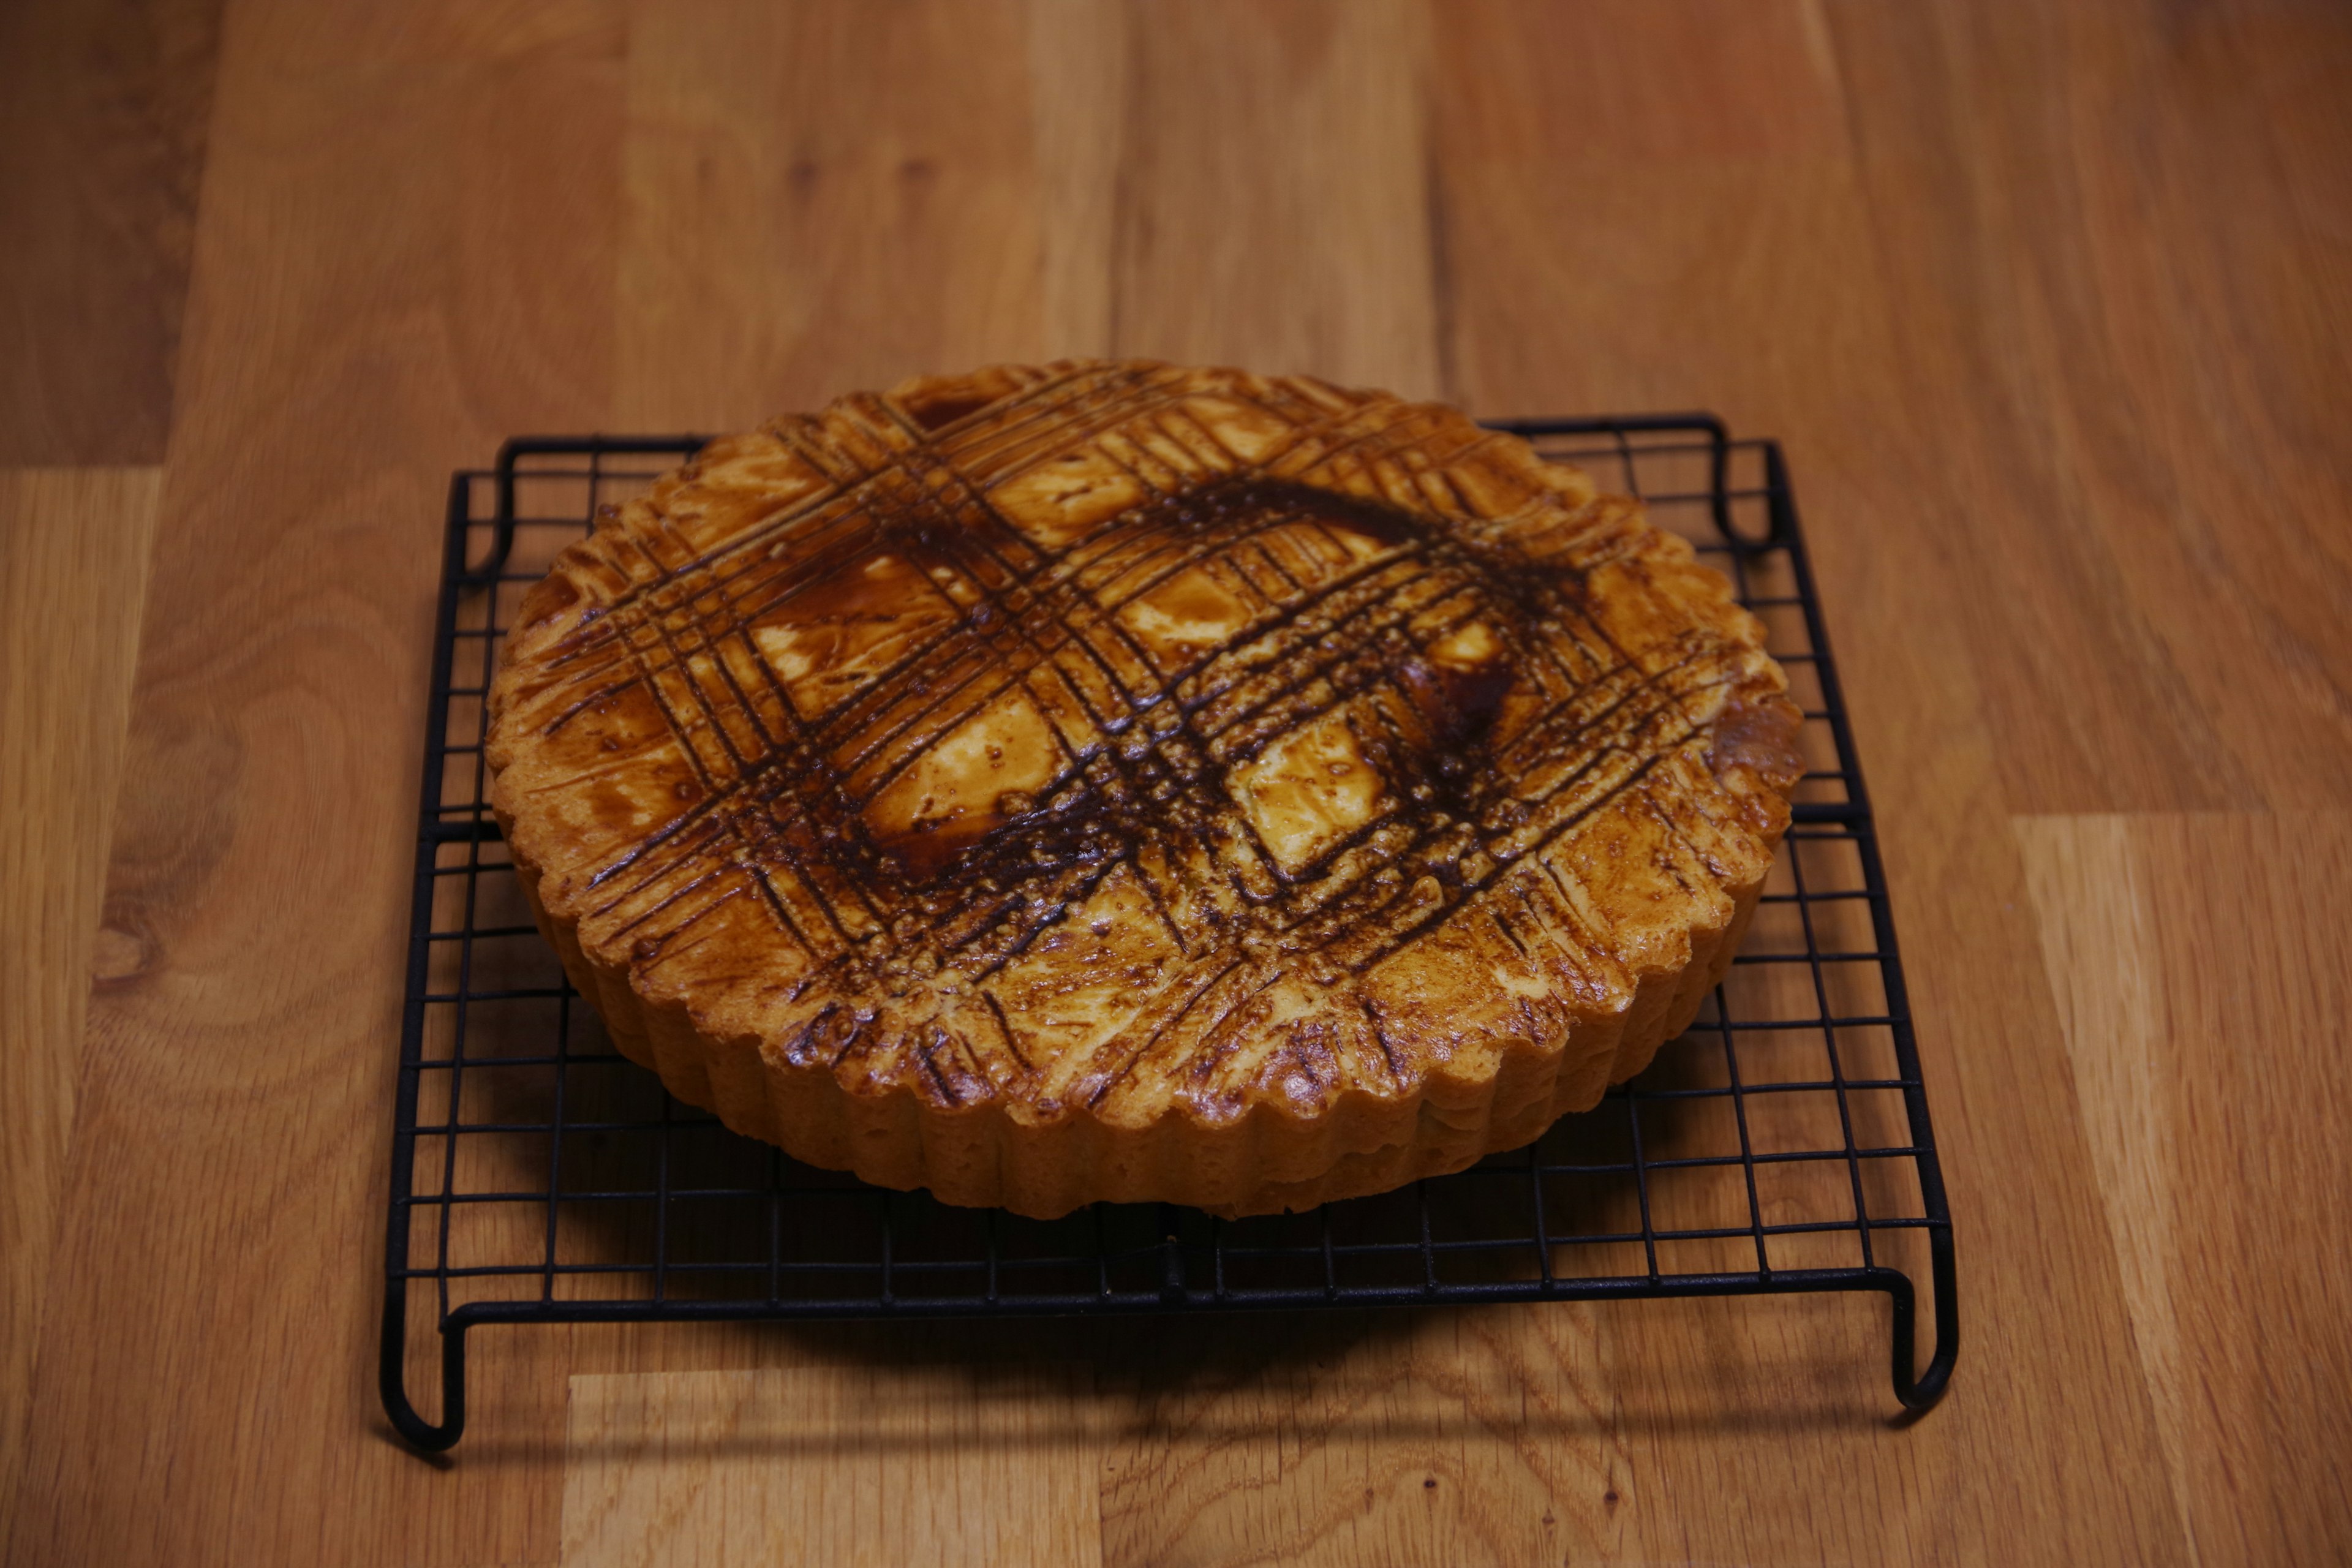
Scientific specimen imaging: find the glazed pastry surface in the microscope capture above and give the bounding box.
[487,361,1803,1217]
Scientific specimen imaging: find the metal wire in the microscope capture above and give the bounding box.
[379,417,1959,1452]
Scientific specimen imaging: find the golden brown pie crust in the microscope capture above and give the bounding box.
[486,361,1803,1218]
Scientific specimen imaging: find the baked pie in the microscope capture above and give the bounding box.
[486,361,1803,1218]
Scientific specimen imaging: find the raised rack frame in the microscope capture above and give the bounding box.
[380,416,1958,1452]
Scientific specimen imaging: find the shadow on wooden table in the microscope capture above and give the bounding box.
[401,984,1913,1466]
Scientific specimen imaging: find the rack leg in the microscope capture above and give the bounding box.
[1885,1252,1958,1415]
[380,1284,470,1452]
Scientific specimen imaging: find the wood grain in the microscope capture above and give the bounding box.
[2019,812,2352,1567]
[1431,3,2187,1558]
[0,0,224,464]
[1,1,621,1564]
[1020,0,1125,360]
[1097,1307,1637,1566]
[617,0,1059,430]
[561,1366,1102,1567]
[0,468,164,1529]
[1827,0,2352,815]
[1109,0,1440,399]
[5,0,2352,1561]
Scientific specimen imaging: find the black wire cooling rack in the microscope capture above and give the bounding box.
[380,415,1957,1452]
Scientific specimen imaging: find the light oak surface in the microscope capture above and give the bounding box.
[0,469,165,1525]
[2018,813,2352,1567]
[4,2,2349,1564]
[562,1365,1106,1568]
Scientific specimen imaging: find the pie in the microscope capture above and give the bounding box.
[486,361,1804,1218]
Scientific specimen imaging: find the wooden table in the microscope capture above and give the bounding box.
[6,2,2348,1562]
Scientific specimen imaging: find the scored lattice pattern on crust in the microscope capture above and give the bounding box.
[486,361,1803,1218]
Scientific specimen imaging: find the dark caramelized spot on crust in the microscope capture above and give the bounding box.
[900,388,1004,432]
[517,571,580,631]
[1705,691,1807,793]
[843,477,1522,905]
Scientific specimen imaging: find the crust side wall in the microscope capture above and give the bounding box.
[501,807,1779,1219]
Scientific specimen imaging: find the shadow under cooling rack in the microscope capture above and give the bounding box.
[380,413,1957,1452]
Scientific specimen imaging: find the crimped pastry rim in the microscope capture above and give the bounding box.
[485,361,1801,1215]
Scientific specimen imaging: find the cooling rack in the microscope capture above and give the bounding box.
[380,415,1957,1451]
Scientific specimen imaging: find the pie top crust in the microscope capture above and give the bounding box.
[486,361,1803,1145]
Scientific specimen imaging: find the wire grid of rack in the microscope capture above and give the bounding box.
[380,415,1957,1452]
